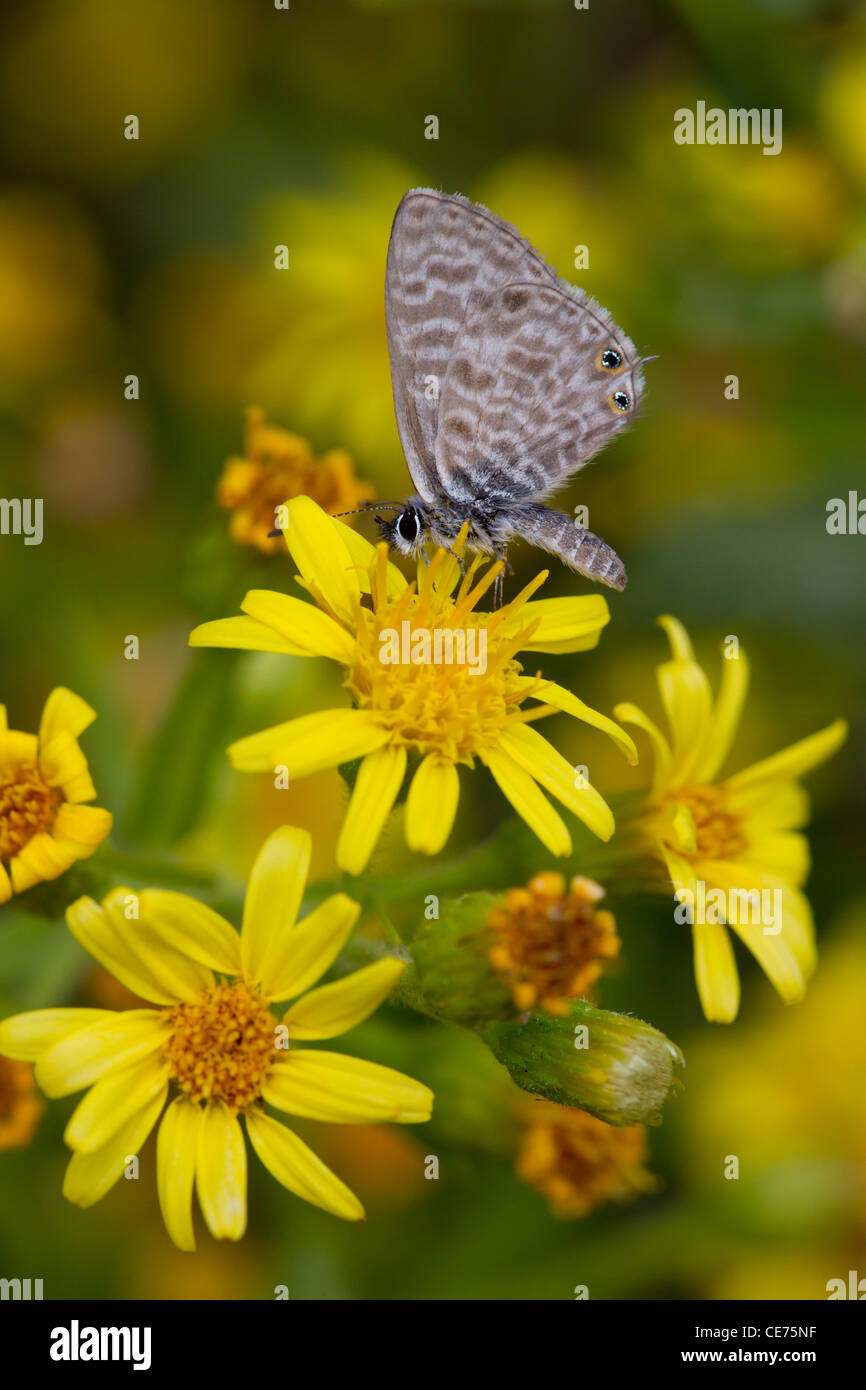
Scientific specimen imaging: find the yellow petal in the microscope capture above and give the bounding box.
[405,757,460,854]
[195,1101,247,1241]
[39,687,96,744]
[38,731,91,793]
[283,495,361,623]
[613,701,673,798]
[10,831,77,889]
[241,826,311,989]
[658,843,699,903]
[64,1057,170,1153]
[63,1086,167,1208]
[657,614,695,662]
[727,779,810,830]
[696,647,750,783]
[241,590,355,663]
[773,883,818,981]
[264,1051,433,1123]
[228,708,388,775]
[60,768,98,804]
[497,724,615,841]
[283,957,405,1040]
[0,861,11,903]
[65,895,186,1006]
[102,888,216,1003]
[0,1009,114,1062]
[737,832,810,886]
[508,593,610,654]
[36,1011,169,1097]
[246,1109,364,1221]
[700,862,807,1003]
[137,891,242,975]
[703,863,817,982]
[336,744,407,875]
[54,803,113,846]
[261,893,361,1002]
[340,525,407,597]
[189,614,308,655]
[656,658,713,787]
[725,718,847,791]
[157,1097,203,1252]
[668,801,697,854]
[480,748,571,857]
[0,730,38,768]
[530,680,638,764]
[693,921,740,1023]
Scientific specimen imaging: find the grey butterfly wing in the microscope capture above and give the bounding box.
[384,188,556,503]
[434,276,644,506]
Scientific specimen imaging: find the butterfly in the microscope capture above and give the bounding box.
[356,188,650,596]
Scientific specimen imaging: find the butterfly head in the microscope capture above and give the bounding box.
[375,504,426,556]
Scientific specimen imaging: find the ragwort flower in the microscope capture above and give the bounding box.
[190,497,637,873]
[615,617,847,1022]
[0,688,112,903]
[0,826,431,1249]
[217,407,374,554]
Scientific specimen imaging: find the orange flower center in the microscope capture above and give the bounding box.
[671,786,748,860]
[0,764,62,861]
[163,981,277,1112]
[487,871,620,1016]
[516,1101,653,1218]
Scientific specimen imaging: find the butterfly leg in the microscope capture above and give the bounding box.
[443,544,466,578]
[492,551,513,608]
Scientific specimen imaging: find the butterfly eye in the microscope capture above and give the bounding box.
[396,509,420,542]
[598,348,623,372]
[610,390,631,413]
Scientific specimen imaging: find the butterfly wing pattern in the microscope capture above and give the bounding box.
[384,188,646,591]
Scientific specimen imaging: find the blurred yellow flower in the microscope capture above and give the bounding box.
[0,1058,44,1150]
[0,193,105,390]
[681,903,866,1298]
[821,47,866,186]
[616,618,847,1023]
[190,497,637,873]
[246,154,420,477]
[0,688,112,903]
[0,826,431,1250]
[516,1099,655,1219]
[217,407,375,554]
[487,871,620,1016]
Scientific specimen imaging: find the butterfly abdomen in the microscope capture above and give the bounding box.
[510,504,627,592]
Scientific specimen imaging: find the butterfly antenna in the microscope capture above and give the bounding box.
[332,501,402,518]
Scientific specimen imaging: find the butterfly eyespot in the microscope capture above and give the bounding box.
[610,390,631,413]
[598,348,623,372]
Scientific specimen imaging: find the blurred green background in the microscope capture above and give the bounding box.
[0,0,864,1299]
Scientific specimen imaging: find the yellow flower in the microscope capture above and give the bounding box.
[615,617,847,1023]
[217,407,375,554]
[515,1099,655,1219]
[0,687,113,903]
[190,497,637,873]
[487,871,620,1016]
[0,826,431,1250]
